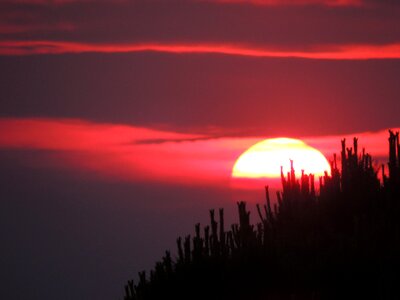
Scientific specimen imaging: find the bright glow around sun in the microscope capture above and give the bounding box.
[232,138,331,178]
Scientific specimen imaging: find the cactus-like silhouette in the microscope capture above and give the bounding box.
[123,131,400,300]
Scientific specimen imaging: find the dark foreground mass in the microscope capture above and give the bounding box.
[123,131,400,300]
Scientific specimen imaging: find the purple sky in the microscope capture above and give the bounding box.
[1,1,400,299]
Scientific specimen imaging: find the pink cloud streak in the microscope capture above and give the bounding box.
[0,40,400,60]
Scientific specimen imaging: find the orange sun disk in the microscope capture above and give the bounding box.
[232,138,331,180]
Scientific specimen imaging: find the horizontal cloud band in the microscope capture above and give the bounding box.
[0,118,398,187]
[1,40,400,59]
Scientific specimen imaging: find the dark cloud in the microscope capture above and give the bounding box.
[0,1,399,48]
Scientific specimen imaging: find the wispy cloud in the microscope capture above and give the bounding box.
[1,40,400,59]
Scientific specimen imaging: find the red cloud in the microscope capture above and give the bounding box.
[1,40,400,59]
[0,118,397,188]
[0,118,236,185]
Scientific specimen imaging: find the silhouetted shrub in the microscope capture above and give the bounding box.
[124,131,400,300]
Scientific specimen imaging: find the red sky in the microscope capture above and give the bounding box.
[0,118,395,187]
[1,1,400,300]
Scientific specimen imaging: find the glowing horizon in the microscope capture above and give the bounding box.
[0,118,397,188]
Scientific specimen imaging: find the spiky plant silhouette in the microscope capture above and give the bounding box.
[124,131,400,300]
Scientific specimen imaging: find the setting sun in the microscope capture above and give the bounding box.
[232,138,331,179]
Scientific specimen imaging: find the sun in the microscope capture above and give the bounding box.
[232,138,331,179]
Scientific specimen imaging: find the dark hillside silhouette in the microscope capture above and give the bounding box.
[123,131,400,300]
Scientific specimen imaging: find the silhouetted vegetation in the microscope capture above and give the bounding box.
[124,131,400,299]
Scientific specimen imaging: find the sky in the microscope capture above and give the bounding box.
[1,0,400,299]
